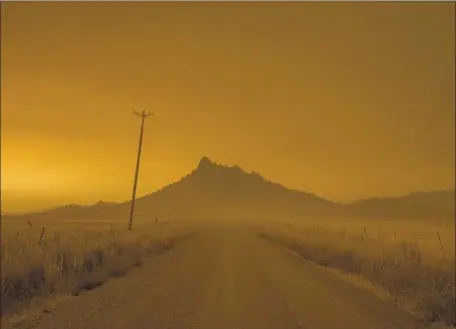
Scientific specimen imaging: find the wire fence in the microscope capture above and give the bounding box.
[0,213,177,258]
[281,220,455,262]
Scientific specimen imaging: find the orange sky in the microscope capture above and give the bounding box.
[1,2,455,212]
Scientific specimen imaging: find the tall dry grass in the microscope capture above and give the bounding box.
[0,220,195,317]
[255,221,455,327]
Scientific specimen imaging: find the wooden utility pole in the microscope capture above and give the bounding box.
[128,110,153,231]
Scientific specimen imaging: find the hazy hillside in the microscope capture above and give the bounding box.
[132,157,339,220]
[345,189,455,220]
[3,158,454,222]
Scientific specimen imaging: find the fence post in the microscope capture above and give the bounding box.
[436,231,446,260]
[413,231,418,248]
[38,226,46,247]
[364,227,368,236]
[393,228,397,239]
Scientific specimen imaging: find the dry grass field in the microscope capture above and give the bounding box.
[252,217,455,328]
[0,216,198,318]
[1,214,454,328]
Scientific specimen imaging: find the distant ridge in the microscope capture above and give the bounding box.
[5,157,454,221]
[345,188,454,219]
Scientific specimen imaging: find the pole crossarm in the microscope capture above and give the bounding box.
[134,110,153,118]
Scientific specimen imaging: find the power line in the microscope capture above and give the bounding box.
[128,110,153,231]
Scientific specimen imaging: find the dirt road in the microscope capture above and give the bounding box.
[5,225,422,329]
